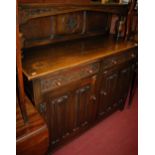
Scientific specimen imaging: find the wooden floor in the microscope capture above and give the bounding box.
[52,88,138,155]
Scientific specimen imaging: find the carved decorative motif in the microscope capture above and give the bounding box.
[19,4,128,25]
[76,85,90,94]
[51,95,68,105]
[18,4,129,48]
[39,102,46,113]
[67,17,77,31]
[19,6,79,24]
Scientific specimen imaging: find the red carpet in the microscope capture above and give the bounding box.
[53,89,138,155]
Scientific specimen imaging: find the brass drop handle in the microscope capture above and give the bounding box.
[131,53,135,58]
[112,60,117,65]
[103,70,108,75]
[56,81,61,86]
[88,69,93,74]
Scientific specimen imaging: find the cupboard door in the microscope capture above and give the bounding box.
[98,69,119,117]
[117,65,133,102]
[98,63,133,117]
[75,76,97,127]
[49,94,72,145]
[47,75,97,146]
[75,84,94,128]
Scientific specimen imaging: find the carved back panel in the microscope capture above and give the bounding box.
[18,3,128,48]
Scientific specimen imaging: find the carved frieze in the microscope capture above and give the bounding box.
[18,4,128,48]
[19,6,79,24]
[40,62,99,93]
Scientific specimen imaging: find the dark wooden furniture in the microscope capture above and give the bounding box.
[22,36,137,151]
[19,2,138,153]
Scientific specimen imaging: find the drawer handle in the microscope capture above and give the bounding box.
[103,70,108,75]
[56,81,61,86]
[112,60,117,65]
[131,53,135,58]
[88,69,93,74]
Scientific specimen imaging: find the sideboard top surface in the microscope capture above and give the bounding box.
[23,35,137,80]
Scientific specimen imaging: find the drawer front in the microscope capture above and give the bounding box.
[102,49,137,70]
[40,62,99,93]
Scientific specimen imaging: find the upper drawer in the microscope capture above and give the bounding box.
[101,49,137,70]
[40,62,100,93]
